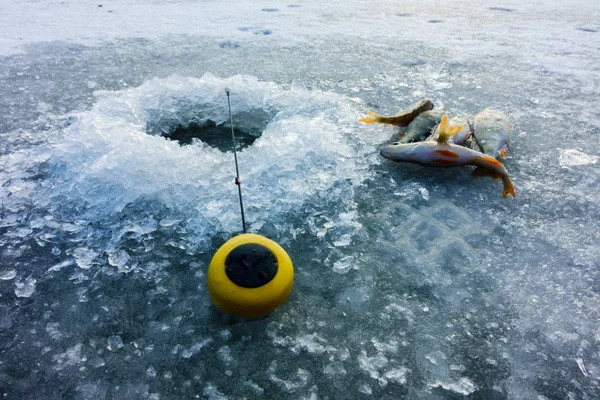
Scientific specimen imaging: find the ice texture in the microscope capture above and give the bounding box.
[1,0,600,399]
[14,277,36,297]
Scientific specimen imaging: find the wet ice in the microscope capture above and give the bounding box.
[1,0,600,399]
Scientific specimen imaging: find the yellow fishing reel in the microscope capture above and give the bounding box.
[208,233,294,318]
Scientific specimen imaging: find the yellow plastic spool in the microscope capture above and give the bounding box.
[208,233,294,317]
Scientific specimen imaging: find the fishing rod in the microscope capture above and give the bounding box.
[226,89,247,234]
[206,89,294,318]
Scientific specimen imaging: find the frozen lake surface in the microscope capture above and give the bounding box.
[1,0,600,398]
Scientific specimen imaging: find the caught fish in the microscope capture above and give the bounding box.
[397,109,444,143]
[472,108,512,159]
[380,115,515,198]
[359,99,434,127]
[426,116,472,145]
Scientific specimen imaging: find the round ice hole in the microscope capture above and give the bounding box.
[147,108,273,152]
[167,119,258,150]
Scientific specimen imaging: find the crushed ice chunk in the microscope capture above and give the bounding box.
[146,367,157,378]
[425,353,438,365]
[107,249,131,273]
[267,363,310,392]
[14,277,37,297]
[384,367,409,384]
[269,331,335,355]
[46,322,62,339]
[333,234,352,247]
[372,339,398,354]
[358,383,373,395]
[48,259,74,272]
[358,349,389,381]
[69,271,89,284]
[576,358,589,377]
[244,380,264,395]
[0,269,17,280]
[323,361,347,376]
[219,329,232,341]
[107,335,124,351]
[73,247,98,270]
[107,249,129,266]
[159,218,181,227]
[394,182,430,201]
[384,303,415,323]
[333,255,355,274]
[181,339,212,358]
[432,377,476,395]
[203,383,228,400]
[52,343,84,371]
[559,149,598,167]
[92,357,106,368]
[217,346,233,364]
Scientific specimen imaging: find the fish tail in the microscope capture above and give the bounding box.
[472,160,515,198]
[359,111,384,124]
[502,174,515,198]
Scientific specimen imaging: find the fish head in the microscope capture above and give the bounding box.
[380,144,414,162]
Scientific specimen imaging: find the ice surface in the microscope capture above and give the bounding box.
[559,148,599,167]
[14,277,36,297]
[1,0,600,399]
[0,269,17,280]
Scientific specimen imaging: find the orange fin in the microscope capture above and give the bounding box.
[472,167,515,198]
[503,176,515,198]
[437,114,463,144]
[359,111,383,124]
[498,144,508,159]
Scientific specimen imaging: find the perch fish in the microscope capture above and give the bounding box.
[359,99,434,127]
[380,115,515,198]
[472,108,512,159]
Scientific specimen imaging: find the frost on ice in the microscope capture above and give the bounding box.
[1,0,600,399]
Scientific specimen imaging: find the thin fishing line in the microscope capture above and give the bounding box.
[226,90,247,234]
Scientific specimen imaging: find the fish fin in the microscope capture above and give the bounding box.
[498,144,508,159]
[359,111,383,124]
[471,167,501,180]
[472,167,515,198]
[437,114,463,144]
[502,176,515,198]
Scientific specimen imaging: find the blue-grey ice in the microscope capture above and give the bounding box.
[1,0,600,399]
